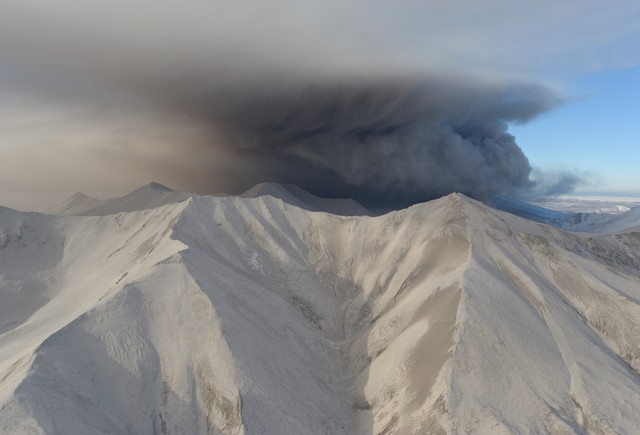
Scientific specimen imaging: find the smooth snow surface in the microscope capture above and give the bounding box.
[2,187,640,434]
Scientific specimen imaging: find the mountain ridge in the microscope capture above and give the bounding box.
[47,182,192,216]
[1,188,640,433]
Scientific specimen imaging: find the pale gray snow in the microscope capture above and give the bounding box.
[1,186,640,434]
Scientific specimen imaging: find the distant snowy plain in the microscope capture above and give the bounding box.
[1,183,640,434]
[535,195,640,214]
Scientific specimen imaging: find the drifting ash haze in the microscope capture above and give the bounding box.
[2,184,640,434]
[0,1,586,209]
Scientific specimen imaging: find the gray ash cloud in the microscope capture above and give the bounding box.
[166,75,561,207]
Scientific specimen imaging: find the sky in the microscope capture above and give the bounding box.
[511,65,640,196]
[1,1,640,210]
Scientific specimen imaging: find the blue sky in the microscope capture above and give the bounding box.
[511,66,640,195]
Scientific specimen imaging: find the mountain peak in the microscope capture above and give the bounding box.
[68,191,93,200]
[141,182,173,192]
[48,183,189,216]
[46,191,101,215]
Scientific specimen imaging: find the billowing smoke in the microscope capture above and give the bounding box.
[1,66,564,208]
[151,74,561,207]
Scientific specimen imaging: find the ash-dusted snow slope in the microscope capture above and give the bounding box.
[47,182,192,216]
[1,189,640,434]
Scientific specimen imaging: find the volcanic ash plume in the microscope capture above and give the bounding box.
[181,75,561,207]
[0,1,568,208]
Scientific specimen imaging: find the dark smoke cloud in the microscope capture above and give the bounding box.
[0,64,565,208]
[162,75,561,207]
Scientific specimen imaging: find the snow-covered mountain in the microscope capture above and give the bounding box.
[1,185,640,434]
[534,195,640,214]
[47,182,192,216]
[47,182,369,218]
[560,207,640,234]
[494,194,640,234]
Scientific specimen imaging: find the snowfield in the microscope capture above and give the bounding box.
[1,184,640,434]
[534,195,640,215]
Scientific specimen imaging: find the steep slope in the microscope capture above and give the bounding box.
[0,201,244,433]
[1,190,640,434]
[445,201,640,433]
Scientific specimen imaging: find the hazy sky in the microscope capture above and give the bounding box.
[1,1,639,210]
